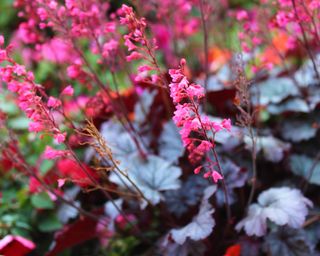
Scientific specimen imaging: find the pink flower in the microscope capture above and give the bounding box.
[43,146,68,159]
[278,0,291,7]
[276,11,290,27]
[29,121,44,132]
[252,37,262,46]
[0,49,7,60]
[102,39,118,58]
[138,65,153,73]
[203,170,223,183]
[236,10,248,21]
[203,171,211,178]
[309,0,320,10]
[41,39,74,63]
[126,51,143,61]
[17,22,39,44]
[179,124,193,145]
[39,23,47,30]
[151,74,159,83]
[0,35,4,46]
[169,60,204,104]
[194,166,203,174]
[115,214,136,230]
[212,171,223,183]
[47,96,61,108]
[104,22,116,33]
[241,42,250,53]
[67,65,81,79]
[13,64,26,76]
[124,37,137,51]
[49,1,58,9]
[0,50,67,151]
[37,7,48,21]
[54,132,66,144]
[57,178,66,188]
[238,32,245,40]
[197,140,213,152]
[211,122,223,132]
[186,83,204,99]
[187,140,213,164]
[7,81,19,93]
[173,105,190,125]
[61,85,74,96]
[119,4,134,18]
[221,118,232,132]
[169,59,231,179]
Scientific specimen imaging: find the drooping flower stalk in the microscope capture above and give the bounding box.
[233,56,258,208]
[0,39,68,155]
[119,4,166,87]
[14,0,148,159]
[198,0,210,110]
[168,59,232,219]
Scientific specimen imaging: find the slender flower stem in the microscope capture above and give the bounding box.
[79,120,152,206]
[71,41,147,159]
[103,150,152,206]
[110,72,149,151]
[51,12,145,158]
[212,148,231,221]
[65,143,141,232]
[246,126,257,207]
[291,0,320,81]
[199,0,210,111]
[191,100,232,222]
[303,214,320,228]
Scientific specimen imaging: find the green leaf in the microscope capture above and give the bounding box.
[2,214,17,225]
[2,189,17,204]
[159,121,184,163]
[16,188,29,206]
[31,192,54,209]
[264,227,314,256]
[0,99,19,114]
[15,221,31,230]
[35,61,54,82]
[251,78,299,105]
[8,117,30,130]
[108,236,139,255]
[40,160,54,175]
[38,212,62,232]
[244,135,290,163]
[11,227,30,238]
[110,154,182,206]
[290,154,320,185]
[267,99,309,114]
[282,121,317,142]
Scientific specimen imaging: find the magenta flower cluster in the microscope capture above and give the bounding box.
[0,37,74,159]
[169,59,231,183]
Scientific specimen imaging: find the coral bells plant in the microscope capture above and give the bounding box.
[1,0,320,255]
[169,58,231,183]
[0,40,67,148]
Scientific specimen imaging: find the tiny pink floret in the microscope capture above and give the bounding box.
[61,85,74,96]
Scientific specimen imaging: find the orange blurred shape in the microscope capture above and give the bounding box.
[260,32,290,66]
[208,47,231,72]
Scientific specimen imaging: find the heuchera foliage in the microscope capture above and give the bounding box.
[0,0,320,255]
